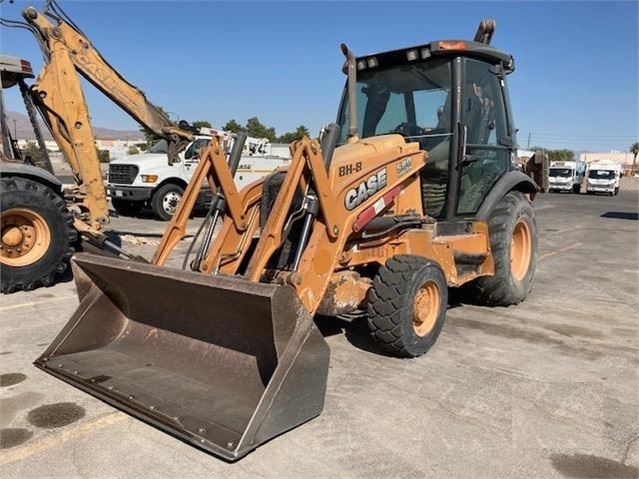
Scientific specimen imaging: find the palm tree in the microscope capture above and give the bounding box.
[631,142,639,176]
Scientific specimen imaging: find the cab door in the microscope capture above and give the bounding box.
[455,58,514,216]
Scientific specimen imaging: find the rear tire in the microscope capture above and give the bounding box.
[111,199,143,217]
[151,184,184,221]
[367,255,447,358]
[1,178,77,293]
[470,191,537,306]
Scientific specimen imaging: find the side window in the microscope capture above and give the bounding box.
[462,59,507,146]
[185,139,209,160]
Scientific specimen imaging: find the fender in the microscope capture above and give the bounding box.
[0,162,63,192]
[476,171,538,221]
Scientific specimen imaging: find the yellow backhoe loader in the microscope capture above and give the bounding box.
[0,0,194,292]
[36,20,547,461]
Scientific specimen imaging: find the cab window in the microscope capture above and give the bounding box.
[185,138,210,160]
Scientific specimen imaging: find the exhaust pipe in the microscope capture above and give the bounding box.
[341,43,359,143]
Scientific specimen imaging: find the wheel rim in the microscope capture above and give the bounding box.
[1,208,51,267]
[510,218,532,281]
[162,192,182,215]
[412,281,440,337]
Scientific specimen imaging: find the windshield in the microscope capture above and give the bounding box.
[148,139,168,154]
[337,58,452,148]
[588,169,616,180]
[549,168,572,178]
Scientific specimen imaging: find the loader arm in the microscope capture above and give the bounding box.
[17,4,193,233]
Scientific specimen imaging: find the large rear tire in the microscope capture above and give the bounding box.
[367,255,447,358]
[1,178,77,293]
[471,191,537,306]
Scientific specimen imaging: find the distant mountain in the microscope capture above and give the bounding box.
[4,111,143,141]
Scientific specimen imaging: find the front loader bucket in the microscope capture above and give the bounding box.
[34,253,330,461]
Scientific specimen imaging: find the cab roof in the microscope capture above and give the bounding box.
[354,39,515,74]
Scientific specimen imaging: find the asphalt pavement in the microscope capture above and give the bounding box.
[0,184,637,478]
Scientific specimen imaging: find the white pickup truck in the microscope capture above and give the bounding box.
[105,132,290,220]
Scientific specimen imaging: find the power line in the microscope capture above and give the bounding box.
[521,132,637,139]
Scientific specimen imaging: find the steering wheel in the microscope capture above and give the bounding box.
[392,122,424,138]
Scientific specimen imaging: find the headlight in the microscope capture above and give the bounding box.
[141,175,158,183]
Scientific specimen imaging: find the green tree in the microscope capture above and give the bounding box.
[630,142,639,175]
[135,142,148,151]
[21,141,45,164]
[278,125,310,143]
[191,120,212,131]
[127,145,140,155]
[222,119,246,134]
[530,147,573,163]
[96,147,110,163]
[245,117,277,142]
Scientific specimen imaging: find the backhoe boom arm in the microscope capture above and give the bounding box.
[17,4,193,233]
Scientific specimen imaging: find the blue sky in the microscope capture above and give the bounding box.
[1,0,637,152]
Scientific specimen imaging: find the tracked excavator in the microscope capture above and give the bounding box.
[36,20,547,461]
[0,1,195,292]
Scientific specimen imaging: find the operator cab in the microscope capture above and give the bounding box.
[336,26,519,220]
[1,55,35,162]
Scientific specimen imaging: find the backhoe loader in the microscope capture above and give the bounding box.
[36,20,547,461]
[0,0,195,293]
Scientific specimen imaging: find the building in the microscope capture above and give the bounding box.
[17,137,146,162]
[579,151,636,173]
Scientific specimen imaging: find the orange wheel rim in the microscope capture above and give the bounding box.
[412,281,440,337]
[1,208,51,267]
[510,218,532,281]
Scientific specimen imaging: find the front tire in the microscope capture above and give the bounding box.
[1,178,77,293]
[572,184,581,194]
[367,256,448,358]
[151,183,184,221]
[471,191,537,306]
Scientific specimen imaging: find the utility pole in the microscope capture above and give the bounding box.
[12,119,17,138]
[527,132,531,149]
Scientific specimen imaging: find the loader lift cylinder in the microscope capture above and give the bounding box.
[192,133,247,270]
[291,195,320,272]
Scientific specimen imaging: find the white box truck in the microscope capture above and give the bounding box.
[585,160,622,196]
[548,160,585,193]
[105,129,290,220]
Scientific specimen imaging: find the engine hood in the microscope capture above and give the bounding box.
[110,153,179,172]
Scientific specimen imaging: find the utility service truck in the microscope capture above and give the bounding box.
[585,159,621,196]
[106,128,290,221]
[548,160,585,194]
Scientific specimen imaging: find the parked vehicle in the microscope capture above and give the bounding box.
[548,160,585,193]
[106,128,290,220]
[585,160,622,196]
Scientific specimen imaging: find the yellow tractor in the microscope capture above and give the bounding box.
[36,20,546,460]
